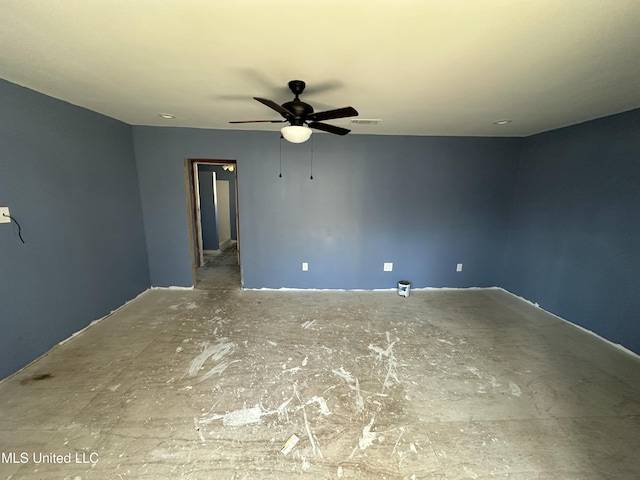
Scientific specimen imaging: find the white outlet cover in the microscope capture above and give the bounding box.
[383,262,393,272]
[456,263,463,272]
[0,207,10,223]
[302,262,309,271]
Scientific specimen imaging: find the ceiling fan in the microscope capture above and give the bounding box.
[229,80,359,143]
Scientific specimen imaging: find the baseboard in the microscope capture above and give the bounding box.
[0,287,153,385]
[497,287,640,360]
[219,238,233,250]
[204,249,220,255]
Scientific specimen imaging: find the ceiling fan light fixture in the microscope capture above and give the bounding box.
[281,125,312,143]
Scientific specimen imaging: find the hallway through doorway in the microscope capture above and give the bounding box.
[195,243,241,290]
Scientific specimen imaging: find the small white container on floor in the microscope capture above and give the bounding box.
[398,280,410,297]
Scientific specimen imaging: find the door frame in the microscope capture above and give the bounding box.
[184,158,240,286]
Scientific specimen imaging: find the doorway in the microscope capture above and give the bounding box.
[185,159,241,290]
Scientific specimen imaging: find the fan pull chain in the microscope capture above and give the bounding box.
[310,136,314,180]
[279,134,283,178]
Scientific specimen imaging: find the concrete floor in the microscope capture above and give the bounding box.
[196,244,241,290]
[1,280,640,479]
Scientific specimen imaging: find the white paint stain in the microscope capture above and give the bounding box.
[302,356,308,366]
[186,338,234,378]
[509,381,522,396]
[391,427,405,457]
[355,378,364,413]
[332,367,355,384]
[337,465,344,478]
[465,366,483,378]
[199,360,240,382]
[267,340,278,347]
[332,367,363,412]
[350,417,379,458]
[369,332,400,392]
[223,405,263,426]
[150,447,177,460]
[290,384,325,458]
[463,466,480,478]
[358,417,378,450]
[277,396,293,421]
[302,405,322,458]
[306,396,331,416]
[280,394,332,418]
[301,319,316,329]
[283,366,301,375]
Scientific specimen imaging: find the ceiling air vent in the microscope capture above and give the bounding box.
[349,119,382,125]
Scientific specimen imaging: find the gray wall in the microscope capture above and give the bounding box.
[198,169,219,250]
[132,127,522,289]
[211,165,238,241]
[503,108,640,353]
[198,164,238,251]
[0,79,150,379]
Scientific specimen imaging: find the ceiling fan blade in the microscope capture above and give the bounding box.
[309,122,351,136]
[303,79,343,95]
[229,120,286,124]
[307,106,358,122]
[254,97,293,118]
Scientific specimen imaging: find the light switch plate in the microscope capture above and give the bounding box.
[383,262,393,272]
[0,207,10,223]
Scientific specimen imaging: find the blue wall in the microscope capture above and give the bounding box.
[132,127,522,289]
[503,108,640,353]
[132,127,255,286]
[0,79,150,379]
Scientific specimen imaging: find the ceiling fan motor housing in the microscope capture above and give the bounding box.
[283,80,313,125]
[282,100,314,125]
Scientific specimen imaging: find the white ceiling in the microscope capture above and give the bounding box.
[2,0,640,137]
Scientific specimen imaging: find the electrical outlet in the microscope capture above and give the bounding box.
[0,207,10,224]
[302,262,309,271]
[456,263,463,272]
[383,262,393,272]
